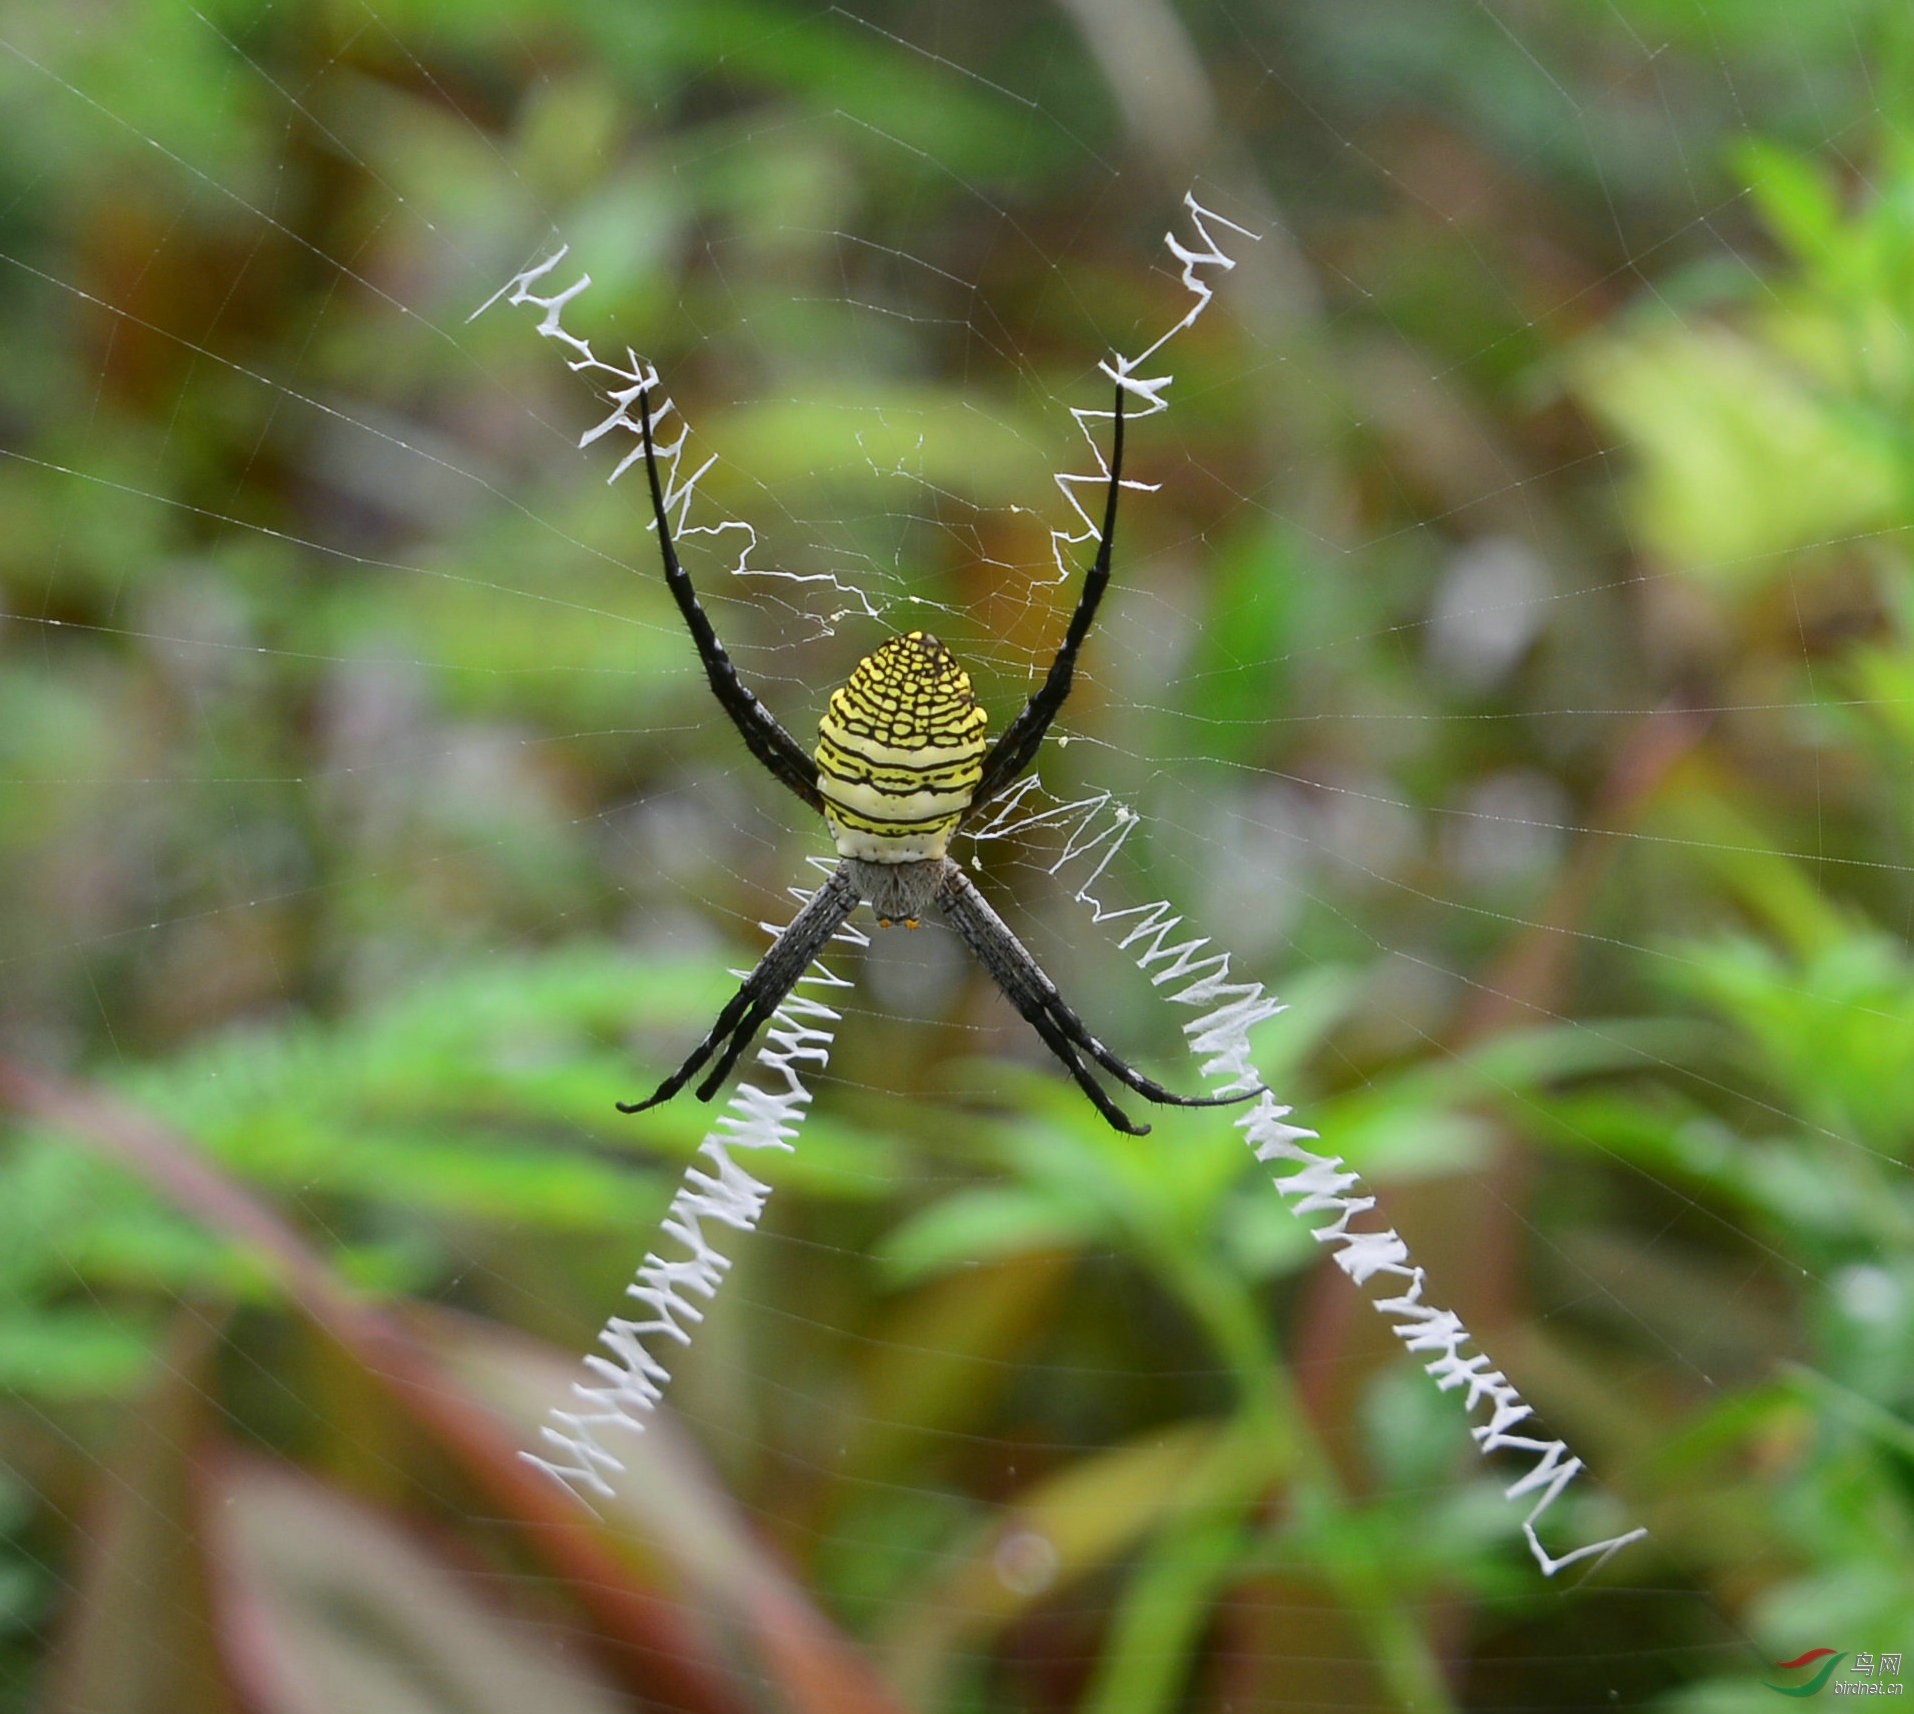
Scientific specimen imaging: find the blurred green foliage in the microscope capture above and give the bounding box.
[1,0,1912,1710]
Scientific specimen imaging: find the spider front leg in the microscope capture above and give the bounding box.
[633,386,824,814]
[619,866,860,1113]
[968,377,1128,810]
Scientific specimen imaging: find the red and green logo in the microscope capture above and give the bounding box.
[1765,1650,1847,1697]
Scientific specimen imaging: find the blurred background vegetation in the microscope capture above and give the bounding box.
[2,0,1913,1709]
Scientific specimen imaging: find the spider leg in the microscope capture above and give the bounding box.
[636,387,824,813]
[968,378,1127,811]
[935,862,1261,1135]
[691,988,784,1103]
[618,866,859,1114]
[1012,986,1157,1137]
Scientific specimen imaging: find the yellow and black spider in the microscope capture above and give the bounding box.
[619,381,1259,1135]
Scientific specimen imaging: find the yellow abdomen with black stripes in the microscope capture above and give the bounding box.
[815,630,988,862]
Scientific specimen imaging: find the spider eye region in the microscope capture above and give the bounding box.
[815,630,989,862]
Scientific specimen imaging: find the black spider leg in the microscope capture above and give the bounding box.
[618,865,860,1113]
[935,862,1261,1137]
[636,387,824,813]
[968,379,1128,812]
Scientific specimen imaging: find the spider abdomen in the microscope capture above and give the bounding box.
[815,630,988,862]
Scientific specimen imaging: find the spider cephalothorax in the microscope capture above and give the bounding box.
[617,382,1257,1134]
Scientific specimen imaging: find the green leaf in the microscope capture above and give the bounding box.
[1570,320,1902,580]
[0,1310,155,1401]
[1735,139,1845,271]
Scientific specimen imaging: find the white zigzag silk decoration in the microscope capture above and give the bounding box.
[480,194,1646,1574]
[972,783,1649,1576]
[522,897,858,1500]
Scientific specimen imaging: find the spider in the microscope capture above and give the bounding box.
[618,379,1259,1135]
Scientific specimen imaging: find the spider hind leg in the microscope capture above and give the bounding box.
[618,865,861,1114]
[933,860,1263,1134]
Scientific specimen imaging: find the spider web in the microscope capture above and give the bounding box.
[488,203,1644,1583]
[0,2,1904,1710]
